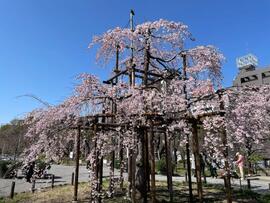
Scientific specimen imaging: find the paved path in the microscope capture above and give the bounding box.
[0,165,91,197]
[1,164,270,197]
[155,175,270,194]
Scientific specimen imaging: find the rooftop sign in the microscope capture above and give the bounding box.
[236,54,258,68]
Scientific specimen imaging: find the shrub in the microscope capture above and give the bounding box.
[0,160,12,178]
[114,159,121,169]
[259,193,270,203]
[156,157,175,175]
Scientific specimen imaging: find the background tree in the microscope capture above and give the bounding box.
[0,119,27,160]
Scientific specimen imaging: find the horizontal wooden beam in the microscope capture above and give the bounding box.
[133,67,163,78]
[103,69,128,84]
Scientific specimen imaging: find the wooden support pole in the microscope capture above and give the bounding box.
[119,143,124,191]
[247,179,251,190]
[143,29,150,86]
[115,45,120,75]
[203,167,207,184]
[128,148,133,197]
[89,124,98,202]
[186,133,193,202]
[73,125,81,202]
[51,174,55,188]
[145,130,150,192]
[10,181,15,199]
[182,53,193,203]
[223,139,232,202]
[108,107,114,196]
[109,151,114,195]
[127,127,135,202]
[94,126,102,203]
[191,119,203,202]
[129,9,135,87]
[94,149,99,199]
[131,65,136,86]
[149,122,156,203]
[131,148,136,203]
[98,156,103,203]
[164,131,173,202]
[141,129,148,203]
[71,172,74,185]
[31,179,36,193]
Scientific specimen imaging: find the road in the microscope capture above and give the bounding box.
[1,164,269,197]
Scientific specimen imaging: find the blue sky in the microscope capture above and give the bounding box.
[1,0,270,124]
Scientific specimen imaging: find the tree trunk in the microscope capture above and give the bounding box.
[219,92,232,203]
[192,119,203,202]
[135,129,147,203]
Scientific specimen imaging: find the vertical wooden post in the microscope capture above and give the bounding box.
[51,174,55,188]
[130,9,135,57]
[115,45,120,76]
[181,53,193,202]
[149,121,156,203]
[10,181,15,199]
[98,156,103,203]
[127,147,135,201]
[119,140,124,191]
[145,130,150,192]
[128,148,133,197]
[131,147,136,203]
[203,166,207,184]
[246,140,254,175]
[142,129,148,203]
[186,135,193,202]
[143,29,150,86]
[164,131,173,202]
[129,10,136,87]
[94,143,99,199]
[89,123,97,202]
[247,179,251,189]
[71,172,74,185]
[73,125,81,202]
[191,119,203,202]
[31,179,36,193]
[109,150,115,195]
[108,114,114,196]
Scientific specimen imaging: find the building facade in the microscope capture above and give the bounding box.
[233,54,270,170]
[233,64,270,86]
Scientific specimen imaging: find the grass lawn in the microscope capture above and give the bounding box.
[1,180,270,203]
[0,182,90,203]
